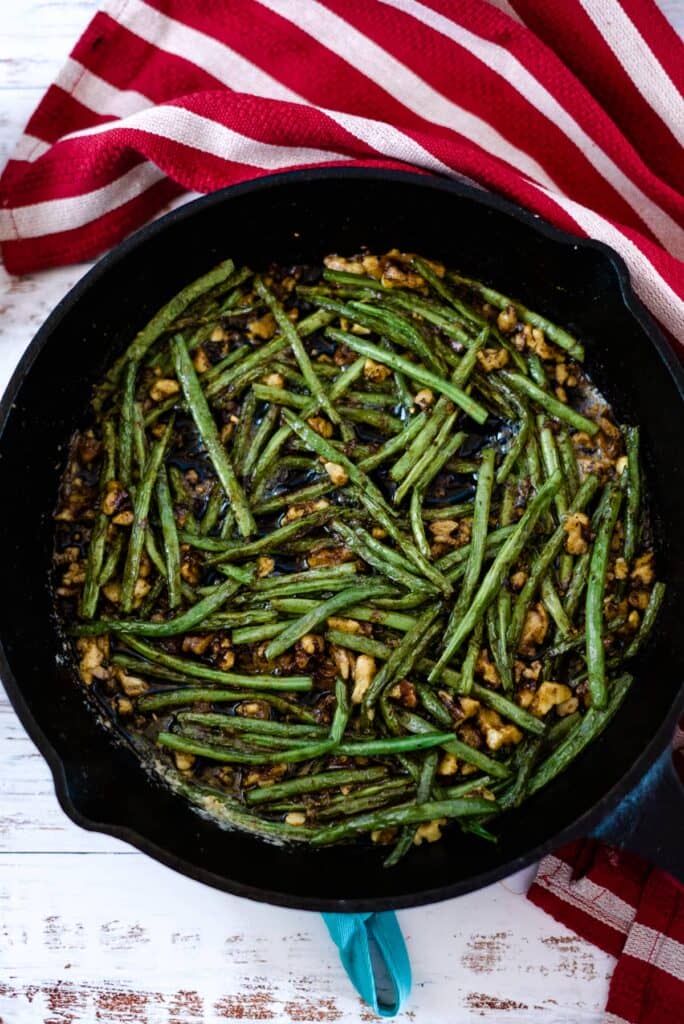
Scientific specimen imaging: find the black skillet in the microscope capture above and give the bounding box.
[0,169,682,911]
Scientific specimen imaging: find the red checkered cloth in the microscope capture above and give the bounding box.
[0,0,682,351]
[529,730,684,1024]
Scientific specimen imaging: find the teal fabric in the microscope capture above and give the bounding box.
[322,912,411,1017]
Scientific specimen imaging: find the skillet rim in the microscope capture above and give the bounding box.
[1,166,683,911]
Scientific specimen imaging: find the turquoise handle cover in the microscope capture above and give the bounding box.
[322,912,411,1017]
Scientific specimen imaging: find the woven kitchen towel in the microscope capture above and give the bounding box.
[529,840,684,1024]
[0,0,682,349]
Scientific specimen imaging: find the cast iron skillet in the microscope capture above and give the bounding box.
[0,169,682,911]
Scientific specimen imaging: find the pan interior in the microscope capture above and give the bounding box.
[1,170,682,910]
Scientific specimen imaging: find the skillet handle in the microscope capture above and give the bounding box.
[591,748,683,880]
[322,911,411,1017]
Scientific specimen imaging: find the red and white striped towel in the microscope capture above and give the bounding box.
[0,0,682,350]
[529,840,684,1024]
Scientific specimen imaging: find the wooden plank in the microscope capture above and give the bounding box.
[0,850,613,1023]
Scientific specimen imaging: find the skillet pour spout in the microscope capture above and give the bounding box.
[0,169,682,910]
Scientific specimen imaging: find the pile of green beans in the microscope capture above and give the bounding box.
[53,251,664,865]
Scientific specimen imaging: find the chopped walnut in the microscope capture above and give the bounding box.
[428,518,472,548]
[351,655,376,704]
[414,388,434,409]
[114,667,148,697]
[102,577,150,608]
[388,680,418,708]
[629,589,650,610]
[256,556,275,578]
[510,570,528,592]
[614,557,629,580]
[519,603,549,655]
[514,659,543,686]
[517,688,535,709]
[413,819,447,845]
[210,326,228,342]
[248,312,276,341]
[61,560,86,588]
[330,644,354,681]
[458,696,481,720]
[193,346,211,374]
[497,305,518,333]
[478,708,523,750]
[76,636,110,686]
[363,358,392,383]
[563,511,590,555]
[323,461,349,486]
[324,255,365,274]
[244,763,288,787]
[477,347,509,372]
[459,722,483,749]
[149,378,180,402]
[112,510,135,527]
[262,372,284,389]
[175,750,198,772]
[237,701,271,720]
[298,633,325,656]
[306,416,334,438]
[531,681,573,717]
[557,696,579,717]
[285,812,307,827]
[284,498,330,522]
[308,544,354,568]
[102,480,130,517]
[380,261,424,291]
[180,548,201,586]
[437,753,459,776]
[631,552,655,587]
[327,617,365,634]
[182,634,214,656]
[475,648,500,686]
[116,697,134,717]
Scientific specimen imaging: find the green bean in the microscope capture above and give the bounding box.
[205,335,289,398]
[200,483,224,536]
[430,471,562,678]
[282,411,394,519]
[255,279,340,425]
[458,621,483,696]
[448,274,584,360]
[395,709,510,778]
[251,384,309,409]
[245,767,389,806]
[178,712,325,737]
[167,466,199,535]
[230,388,256,477]
[120,419,174,613]
[263,582,392,660]
[557,432,580,501]
[362,607,443,710]
[436,526,515,572]
[171,335,255,537]
[586,480,623,708]
[172,777,316,841]
[204,508,337,563]
[339,732,459,756]
[318,779,416,821]
[336,405,403,433]
[70,574,243,637]
[390,404,449,482]
[383,749,438,867]
[528,673,633,794]
[331,519,434,594]
[105,258,237,386]
[310,795,495,846]
[622,426,641,567]
[326,328,488,424]
[394,417,462,504]
[410,487,431,559]
[119,362,136,488]
[501,372,598,435]
[122,636,312,690]
[625,582,665,657]
[132,402,147,472]
[508,475,599,649]
[539,422,572,581]
[144,525,167,578]
[136,687,317,720]
[444,448,495,645]
[81,420,117,619]
[242,404,281,480]
[98,531,124,586]
[541,576,573,637]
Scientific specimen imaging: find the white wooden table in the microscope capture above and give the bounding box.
[1,3,681,1021]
